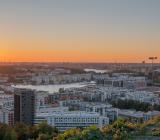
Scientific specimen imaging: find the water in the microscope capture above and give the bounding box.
[12,82,92,93]
[84,68,108,73]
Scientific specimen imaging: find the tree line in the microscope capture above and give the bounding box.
[1,117,160,140]
[111,99,160,112]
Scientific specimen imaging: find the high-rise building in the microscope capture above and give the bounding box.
[14,89,35,125]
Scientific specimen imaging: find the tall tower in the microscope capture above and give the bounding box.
[14,88,35,125]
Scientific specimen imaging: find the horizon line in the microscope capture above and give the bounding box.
[0,61,159,64]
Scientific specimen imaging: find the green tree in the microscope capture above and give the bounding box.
[111,99,152,112]
[37,122,59,139]
[0,123,7,139]
[103,118,137,140]
[3,130,17,140]
[28,125,39,140]
[81,125,104,140]
[55,126,104,140]
[14,123,29,140]
[55,128,81,140]
[37,134,49,140]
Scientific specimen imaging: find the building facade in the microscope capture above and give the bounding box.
[14,89,35,125]
[34,111,109,131]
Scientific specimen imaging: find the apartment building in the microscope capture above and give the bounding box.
[34,111,109,131]
[14,89,35,125]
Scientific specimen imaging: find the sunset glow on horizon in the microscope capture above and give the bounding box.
[0,0,160,63]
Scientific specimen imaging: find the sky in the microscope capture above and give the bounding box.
[0,0,160,63]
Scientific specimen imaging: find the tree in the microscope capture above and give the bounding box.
[55,128,81,140]
[0,123,17,140]
[0,123,8,139]
[37,134,49,140]
[37,122,59,139]
[3,130,17,140]
[111,99,152,112]
[55,126,104,140]
[14,123,29,140]
[81,125,104,140]
[103,118,137,140]
[28,125,39,140]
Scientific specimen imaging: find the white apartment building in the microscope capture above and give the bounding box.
[93,74,109,81]
[0,108,14,126]
[118,109,160,123]
[34,91,50,110]
[0,110,3,123]
[31,73,92,85]
[36,106,69,114]
[59,99,81,107]
[143,111,160,121]
[0,94,14,110]
[124,77,147,89]
[124,91,157,104]
[96,75,146,89]
[0,94,14,126]
[34,111,109,131]
[59,99,118,123]
[79,102,118,123]
[118,109,144,123]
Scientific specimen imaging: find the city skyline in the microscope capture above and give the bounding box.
[0,0,160,63]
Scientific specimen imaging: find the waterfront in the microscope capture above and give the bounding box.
[84,69,108,73]
[12,82,93,93]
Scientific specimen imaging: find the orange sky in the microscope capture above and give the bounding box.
[0,1,160,63]
[0,37,159,63]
